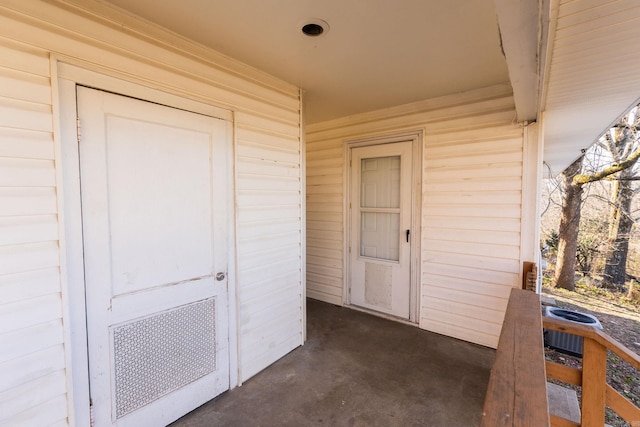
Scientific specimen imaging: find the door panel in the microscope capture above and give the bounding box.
[105,115,214,296]
[349,142,412,319]
[78,87,230,426]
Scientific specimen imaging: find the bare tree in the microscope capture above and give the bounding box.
[602,171,635,287]
[553,106,640,291]
[600,108,640,288]
[553,157,584,290]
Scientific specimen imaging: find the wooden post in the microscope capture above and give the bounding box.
[581,338,607,426]
[522,261,534,289]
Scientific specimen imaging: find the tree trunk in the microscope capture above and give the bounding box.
[602,170,635,288]
[553,157,584,291]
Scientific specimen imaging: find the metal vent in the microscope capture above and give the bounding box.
[112,298,217,419]
[544,307,602,356]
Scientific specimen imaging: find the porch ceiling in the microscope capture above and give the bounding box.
[542,0,640,176]
[83,0,640,176]
[95,0,511,125]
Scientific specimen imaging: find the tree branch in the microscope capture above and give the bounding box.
[573,144,640,185]
[611,176,640,181]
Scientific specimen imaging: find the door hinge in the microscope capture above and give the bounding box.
[89,398,94,427]
[76,117,82,143]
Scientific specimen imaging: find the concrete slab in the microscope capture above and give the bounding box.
[547,382,581,424]
[541,295,557,306]
[171,299,495,427]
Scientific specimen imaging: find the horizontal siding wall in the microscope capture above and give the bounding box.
[422,125,523,348]
[0,35,69,427]
[306,83,523,348]
[235,112,303,381]
[0,0,302,425]
[306,136,344,305]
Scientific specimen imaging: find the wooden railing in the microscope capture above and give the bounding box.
[479,287,640,427]
[480,288,550,426]
[544,316,640,427]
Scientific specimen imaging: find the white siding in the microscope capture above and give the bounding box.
[543,0,640,174]
[422,124,523,348]
[306,83,523,348]
[0,0,303,425]
[306,137,344,305]
[235,112,304,381]
[0,34,68,427]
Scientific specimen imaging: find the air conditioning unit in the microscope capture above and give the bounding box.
[544,307,603,356]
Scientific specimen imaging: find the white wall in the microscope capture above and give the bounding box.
[306,135,344,305]
[235,112,305,380]
[0,34,69,427]
[421,121,524,347]
[306,84,528,348]
[0,0,304,425]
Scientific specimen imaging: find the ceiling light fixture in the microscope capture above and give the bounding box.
[301,19,329,37]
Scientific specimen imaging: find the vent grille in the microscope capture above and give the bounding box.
[112,298,217,419]
[544,307,602,356]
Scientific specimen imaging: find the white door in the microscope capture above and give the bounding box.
[78,87,230,427]
[349,141,413,319]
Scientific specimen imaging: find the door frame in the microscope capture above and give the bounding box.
[344,131,423,323]
[52,59,238,426]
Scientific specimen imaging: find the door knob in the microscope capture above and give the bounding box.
[215,272,226,281]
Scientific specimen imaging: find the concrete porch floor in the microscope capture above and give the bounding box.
[171,299,495,427]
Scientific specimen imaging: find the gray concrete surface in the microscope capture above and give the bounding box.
[171,299,495,427]
[547,382,581,424]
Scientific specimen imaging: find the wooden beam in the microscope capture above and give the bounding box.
[480,288,550,426]
[493,0,541,122]
[606,384,640,425]
[549,414,580,427]
[581,338,607,426]
[545,361,582,386]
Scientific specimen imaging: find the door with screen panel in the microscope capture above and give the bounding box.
[349,141,412,319]
[78,87,230,427]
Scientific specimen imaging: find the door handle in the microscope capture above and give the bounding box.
[406,229,410,243]
[215,272,226,281]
